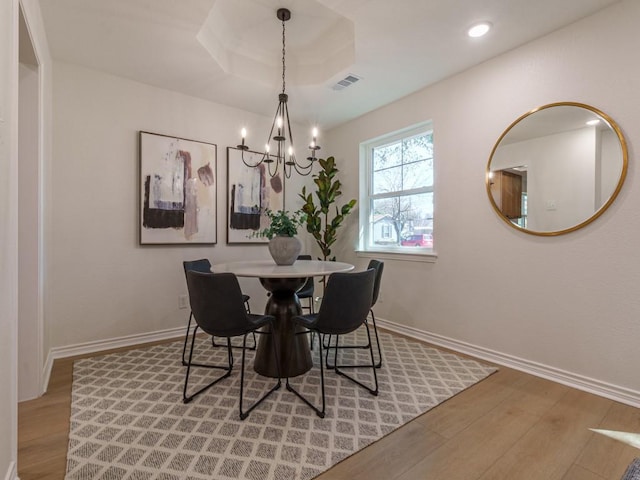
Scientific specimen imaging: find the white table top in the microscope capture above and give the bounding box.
[213,260,354,278]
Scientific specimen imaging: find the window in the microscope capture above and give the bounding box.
[360,123,434,254]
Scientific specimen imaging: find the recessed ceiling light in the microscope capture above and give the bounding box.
[586,119,600,126]
[468,22,492,38]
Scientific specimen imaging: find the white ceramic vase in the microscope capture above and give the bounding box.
[268,236,302,265]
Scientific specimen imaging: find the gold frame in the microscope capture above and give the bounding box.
[486,102,628,236]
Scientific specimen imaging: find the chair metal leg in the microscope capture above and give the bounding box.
[181,312,193,366]
[286,329,326,418]
[323,309,383,369]
[333,325,379,396]
[288,324,378,417]
[370,310,383,369]
[239,329,282,420]
[183,326,233,403]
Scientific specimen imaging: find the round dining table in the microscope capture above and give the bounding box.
[213,259,354,378]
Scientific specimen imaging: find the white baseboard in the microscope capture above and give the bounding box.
[376,317,640,408]
[41,326,189,391]
[4,461,17,480]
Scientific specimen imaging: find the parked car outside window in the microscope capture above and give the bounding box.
[400,233,433,247]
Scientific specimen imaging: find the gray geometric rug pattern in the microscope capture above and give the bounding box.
[65,330,497,479]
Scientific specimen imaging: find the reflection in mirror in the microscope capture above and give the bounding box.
[486,103,627,236]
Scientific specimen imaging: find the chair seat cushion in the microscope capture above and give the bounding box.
[293,314,364,335]
[292,314,318,329]
[248,314,274,331]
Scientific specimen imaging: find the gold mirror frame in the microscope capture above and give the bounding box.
[486,102,628,236]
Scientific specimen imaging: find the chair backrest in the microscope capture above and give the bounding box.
[296,254,314,297]
[183,258,212,277]
[185,271,250,337]
[367,259,384,307]
[315,269,375,335]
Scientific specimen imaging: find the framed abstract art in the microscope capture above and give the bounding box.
[139,131,217,245]
[226,147,284,244]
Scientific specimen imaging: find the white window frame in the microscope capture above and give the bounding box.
[357,121,436,262]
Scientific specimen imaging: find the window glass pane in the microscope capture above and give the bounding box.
[370,192,433,247]
[402,133,433,163]
[373,164,403,195]
[373,141,402,171]
[402,159,432,190]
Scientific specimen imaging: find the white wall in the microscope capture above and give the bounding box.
[0,0,18,476]
[50,62,312,349]
[326,0,640,402]
[528,129,595,231]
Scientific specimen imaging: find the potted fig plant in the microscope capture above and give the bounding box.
[255,209,306,265]
[299,156,356,262]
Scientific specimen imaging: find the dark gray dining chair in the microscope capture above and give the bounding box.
[323,259,384,368]
[286,268,376,418]
[183,271,281,419]
[182,259,255,366]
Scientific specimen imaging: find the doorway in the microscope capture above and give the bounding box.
[18,4,43,401]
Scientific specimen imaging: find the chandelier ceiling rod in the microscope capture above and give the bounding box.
[237,8,320,178]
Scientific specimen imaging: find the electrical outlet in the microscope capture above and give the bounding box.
[178,294,189,310]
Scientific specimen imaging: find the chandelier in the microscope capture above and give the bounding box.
[237,8,320,178]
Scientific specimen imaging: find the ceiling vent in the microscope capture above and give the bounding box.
[331,74,362,91]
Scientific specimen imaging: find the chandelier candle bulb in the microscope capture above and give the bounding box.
[308,127,320,160]
[237,127,249,151]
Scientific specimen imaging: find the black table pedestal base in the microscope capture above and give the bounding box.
[253,277,313,378]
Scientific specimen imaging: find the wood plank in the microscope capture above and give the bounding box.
[18,430,70,469]
[396,375,569,480]
[576,401,640,480]
[562,464,606,480]
[478,388,612,480]
[18,379,72,444]
[416,367,530,438]
[316,420,446,480]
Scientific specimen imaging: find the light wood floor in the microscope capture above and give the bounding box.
[18,336,640,480]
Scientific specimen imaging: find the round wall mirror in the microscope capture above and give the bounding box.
[486,102,628,236]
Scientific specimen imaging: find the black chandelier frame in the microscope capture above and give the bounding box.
[237,8,320,178]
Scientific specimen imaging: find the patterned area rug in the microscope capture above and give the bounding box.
[66,330,497,479]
